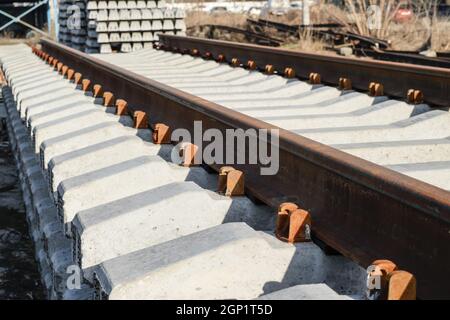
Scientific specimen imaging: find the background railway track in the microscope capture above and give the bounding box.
[95,37,450,191]
[197,18,450,69]
[0,36,449,299]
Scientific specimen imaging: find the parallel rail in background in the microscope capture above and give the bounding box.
[158,35,450,108]
[245,18,450,69]
[40,38,450,299]
[354,48,450,69]
[194,24,283,47]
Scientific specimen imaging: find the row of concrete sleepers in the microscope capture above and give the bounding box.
[0,44,366,299]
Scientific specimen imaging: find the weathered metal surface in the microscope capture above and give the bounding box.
[196,24,282,47]
[158,35,450,108]
[40,38,450,299]
[355,48,450,69]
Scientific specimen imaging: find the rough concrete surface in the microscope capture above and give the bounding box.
[0,110,44,299]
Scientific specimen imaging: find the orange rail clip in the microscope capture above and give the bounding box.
[339,77,352,90]
[388,271,416,300]
[367,259,416,300]
[407,89,423,104]
[179,142,199,167]
[67,69,75,80]
[265,64,274,74]
[74,73,83,85]
[152,123,171,144]
[61,65,69,76]
[103,92,115,107]
[133,111,148,129]
[204,52,212,60]
[284,67,295,78]
[81,79,91,92]
[218,166,245,196]
[92,84,103,98]
[309,72,321,84]
[247,60,257,70]
[276,202,311,243]
[115,99,128,115]
[369,82,384,96]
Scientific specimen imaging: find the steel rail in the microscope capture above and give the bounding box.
[355,48,450,69]
[40,38,450,299]
[247,18,344,34]
[199,24,282,47]
[158,35,450,109]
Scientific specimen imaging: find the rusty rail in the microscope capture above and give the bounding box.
[158,35,450,108]
[39,38,450,299]
[196,24,283,47]
[355,48,450,69]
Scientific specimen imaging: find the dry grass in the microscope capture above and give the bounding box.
[185,11,247,29]
[322,0,448,51]
[282,29,332,54]
[430,19,450,51]
[324,0,401,39]
[185,1,449,53]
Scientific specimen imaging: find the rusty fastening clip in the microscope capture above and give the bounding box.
[115,99,128,116]
[407,89,423,104]
[276,202,311,243]
[366,259,416,300]
[61,65,69,76]
[67,69,75,80]
[74,73,83,86]
[218,166,245,197]
[92,84,103,98]
[247,60,257,70]
[217,54,226,63]
[369,82,384,96]
[339,77,352,90]
[284,67,295,78]
[152,123,171,144]
[82,79,91,92]
[309,72,321,84]
[103,92,115,107]
[178,142,199,167]
[133,111,148,129]
[265,64,274,74]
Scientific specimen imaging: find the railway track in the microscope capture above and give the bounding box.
[0,36,449,299]
[246,18,450,69]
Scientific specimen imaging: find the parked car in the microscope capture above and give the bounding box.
[247,6,262,16]
[394,2,414,22]
[210,6,228,14]
[260,0,290,17]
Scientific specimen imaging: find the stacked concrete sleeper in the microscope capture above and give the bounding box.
[90,0,187,53]
[58,0,71,47]
[58,0,187,54]
[0,44,366,300]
